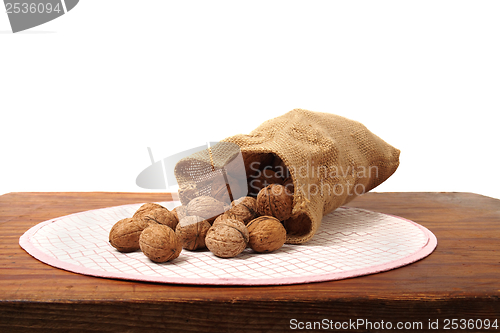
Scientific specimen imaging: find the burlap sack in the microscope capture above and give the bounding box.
[175,109,400,244]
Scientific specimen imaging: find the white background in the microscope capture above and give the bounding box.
[1,1,499,199]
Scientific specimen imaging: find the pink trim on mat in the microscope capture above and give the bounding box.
[19,204,438,286]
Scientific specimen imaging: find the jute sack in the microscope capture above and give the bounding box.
[175,109,400,244]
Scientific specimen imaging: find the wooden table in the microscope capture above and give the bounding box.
[0,192,499,332]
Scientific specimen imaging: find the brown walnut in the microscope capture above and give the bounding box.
[109,218,144,252]
[247,216,286,253]
[178,181,199,206]
[210,173,244,204]
[213,211,239,225]
[139,224,182,263]
[175,216,211,250]
[186,196,225,223]
[256,184,293,221]
[172,205,187,223]
[205,219,249,258]
[136,207,178,230]
[226,196,258,225]
[133,203,169,223]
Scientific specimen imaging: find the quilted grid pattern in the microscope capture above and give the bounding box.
[20,202,435,285]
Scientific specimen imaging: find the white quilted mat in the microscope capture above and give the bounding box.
[19,202,437,285]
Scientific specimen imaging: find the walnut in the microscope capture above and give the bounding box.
[210,173,244,204]
[226,196,258,225]
[135,207,178,230]
[139,224,182,263]
[205,219,249,258]
[256,184,293,221]
[133,203,169,224]
[213,211,238,225]
[175,216,211,250]
[109,218,143,252]
[247,216,286,253]
[178,181,199,206]
[186,196,225,223]
[211,174,232,203]
[172,205,187,223]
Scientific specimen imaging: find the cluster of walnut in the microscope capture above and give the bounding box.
[183,184,292,258]
[109,154,296,261]
[108,203,183,263]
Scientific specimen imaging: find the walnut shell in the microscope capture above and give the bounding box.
[226,196,258,225]
[213,212,232,225]
[175,216,211,250]
[178,181,199,206]
[133,203,169,224]
[109,218,143,252]
[186,196,225,222]
[247,216,286,253]
[136,207,178,230]
[256,184,293,221]
[213,210,241,225]
[210,174,244,204]
[172,205,187,223]
[139,224,182,263]
[205,219,249,258]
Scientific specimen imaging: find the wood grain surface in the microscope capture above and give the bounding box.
[1,192,499,332]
